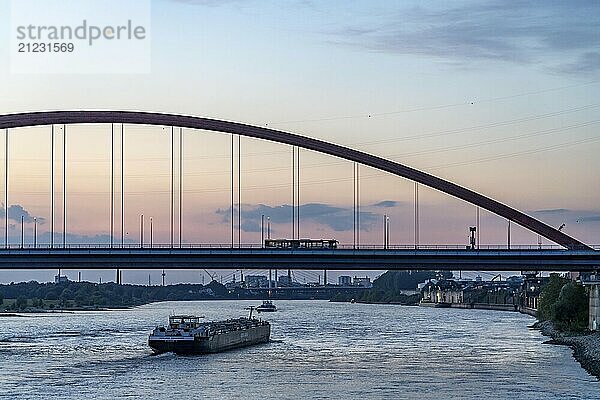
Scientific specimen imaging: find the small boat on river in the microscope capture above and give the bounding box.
[256,300,277,312]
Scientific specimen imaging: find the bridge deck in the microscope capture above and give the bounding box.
[0,248,598,271]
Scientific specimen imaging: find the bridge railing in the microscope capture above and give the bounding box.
[0,243,598,250]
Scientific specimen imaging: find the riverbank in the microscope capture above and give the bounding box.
[0,305,131,314]
[533,320,600,380]
[418,302,537,316]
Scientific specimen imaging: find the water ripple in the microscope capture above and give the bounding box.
[0,300,598,399]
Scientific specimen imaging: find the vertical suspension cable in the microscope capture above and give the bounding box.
[230,134,234,248]
[292,146,295,239]
[356,164,359,248]
[237,135,241,248]
[63,125,66,248]
[476,206,480,249]
[353,162,356,249]
[414,183,417,248]
[414,182,419,249]
[51,126,54,248]
[179,128,183,247]
[110,124,114,248]
[121,124,124,247]
[170,126,174,248]
[4,128,7,248]
[116,124,121,281]
[297,147,300,239]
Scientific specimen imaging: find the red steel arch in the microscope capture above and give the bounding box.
[0,110,590,250]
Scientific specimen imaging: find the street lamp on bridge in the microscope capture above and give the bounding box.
[20,215,24,249]
[140,214,144,248]
[150,217,153,248]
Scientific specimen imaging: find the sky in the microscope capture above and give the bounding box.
[0,0,599,284]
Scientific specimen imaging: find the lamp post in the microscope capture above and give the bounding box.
[261,214,264,248]
[383,215,390,249]
[150,217,153,248]
[469,226,477,250]
[20,215,24,249]
[140,214,144,248]
[386,215,390,249]
[267,216,271,239]
[33,217,37,248]
[383,214,386,249]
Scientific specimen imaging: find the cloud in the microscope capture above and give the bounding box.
[216,203,379,232]
[531,208,600,224]
[372,200,400,208]
[532,208,570,215]
[330,1,600,74]
[0,204,45,224]
[36,232,135,245]
[557,52,600,74]
[239,220,261,233]
[578,215,600,223]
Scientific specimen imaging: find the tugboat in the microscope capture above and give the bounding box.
[148,311,270,355]
[256,300,277,312]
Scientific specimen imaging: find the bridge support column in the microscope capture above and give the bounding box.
[589,284,600,331]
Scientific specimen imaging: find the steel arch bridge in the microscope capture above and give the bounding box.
[0,110,590,252]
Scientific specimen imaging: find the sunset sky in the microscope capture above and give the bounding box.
[0,0,599,283]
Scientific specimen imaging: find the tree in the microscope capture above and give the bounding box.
[538,274,588,332]
[15,296,28,310]
[538,274,568,321]
[553,282,588,332]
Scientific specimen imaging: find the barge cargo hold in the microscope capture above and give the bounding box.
[148,315,270,355]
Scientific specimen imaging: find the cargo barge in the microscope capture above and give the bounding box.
[148,314,270,355]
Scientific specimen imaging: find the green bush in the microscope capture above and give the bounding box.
[553,282,588,332]
[538,274,567,321]
[538,274,588,332]
[15,296,28,309]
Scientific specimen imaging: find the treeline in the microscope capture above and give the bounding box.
[462,287,518,305]
[0,280,230,310]
[332,270,451,304]
[538,274,588,332]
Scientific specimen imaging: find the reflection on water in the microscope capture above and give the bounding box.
[0,300,598,399]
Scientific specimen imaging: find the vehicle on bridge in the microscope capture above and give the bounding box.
[264,238,338,249]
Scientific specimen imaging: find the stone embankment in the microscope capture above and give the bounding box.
[533,320,600,379]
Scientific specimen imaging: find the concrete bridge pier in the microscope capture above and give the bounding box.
[589,284,600,331]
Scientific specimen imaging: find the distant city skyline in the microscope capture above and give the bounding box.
[1,0,598,283]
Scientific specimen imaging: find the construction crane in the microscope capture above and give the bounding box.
[203,269,218,282]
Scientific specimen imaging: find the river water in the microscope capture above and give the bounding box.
[0,300,598,399]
